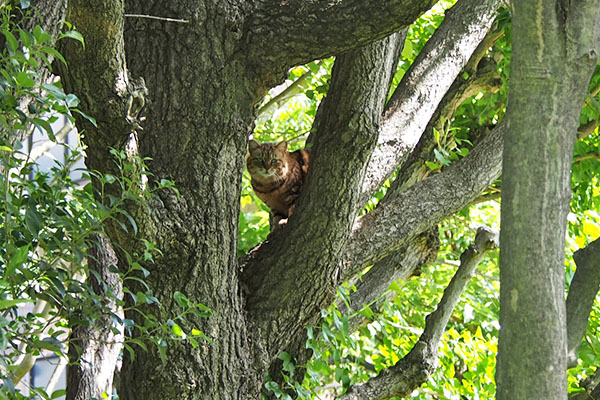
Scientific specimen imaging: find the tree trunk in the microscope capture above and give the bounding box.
[496,1,600,398]
[67,234,123,400]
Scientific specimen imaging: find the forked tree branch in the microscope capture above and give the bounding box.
[359,0,502,205]
[242,33,405,364]
[339,227,498,400]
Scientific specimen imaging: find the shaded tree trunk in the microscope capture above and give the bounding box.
[67,234,123,400]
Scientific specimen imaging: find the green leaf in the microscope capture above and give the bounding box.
[129,338,148,352]
[41,46,67,67]
[61,30,85,48]
[171,323,184,337]
[401,38,413,59]
[7,245,30,277]
[0,298,34,310]
[33,338,62,354]
[50,389,66,399]
[173,291,189,308]
[18,29,32,48]
[425,160,441,171]
[42,83,67,101]
[389,280,403,293]
[434,148,451,166]
[3,30,17,54]
[73,108,97,127]
[33,26,51,44]
[16,71,35,88]
[25,206,43,237]
[123,343,136,361]
[156,340,168,366]
[32,117,55,140]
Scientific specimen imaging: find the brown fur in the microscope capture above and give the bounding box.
[246,139,310,228]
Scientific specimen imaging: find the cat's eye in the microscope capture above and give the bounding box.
[270,159,279,164]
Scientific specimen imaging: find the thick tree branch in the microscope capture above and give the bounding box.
[245,0,435,77]
[241,34,404,365]
[566,237,600,367]
[342,121,505,281]
[339,227,498,400]
[359,0,502,205]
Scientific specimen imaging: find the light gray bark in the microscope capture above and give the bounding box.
[67,234,123,400]
[359,0,502,205]
[496,1,600,399]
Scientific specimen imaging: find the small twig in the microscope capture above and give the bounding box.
[468,191,501,206]
[124,14,189,23]
[574,152,600,163]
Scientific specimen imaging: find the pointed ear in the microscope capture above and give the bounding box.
[248,139,260,153]
[275,140,288,152]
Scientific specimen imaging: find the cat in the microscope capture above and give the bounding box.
[246,139,310,230]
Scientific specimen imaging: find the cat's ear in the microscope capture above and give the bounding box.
[275,140,288,152]
[248,139,260,153]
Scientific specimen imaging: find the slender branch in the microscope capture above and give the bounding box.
[11,301,52,384]
[257,63,319,118]
[574,152,600,163]
[339,227,498,400]
[577,120,599,139]
[566,237,600,367]
[25,121,74,162]
[464,24,505,74]
[123,13,189,23]
[45,356,68,395]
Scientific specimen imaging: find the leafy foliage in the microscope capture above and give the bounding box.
[0,5,207,398]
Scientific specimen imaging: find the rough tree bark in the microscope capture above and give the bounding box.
[496,1,600,399]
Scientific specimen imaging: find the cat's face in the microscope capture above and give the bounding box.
[247,140,289,180]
